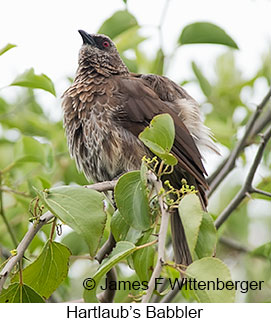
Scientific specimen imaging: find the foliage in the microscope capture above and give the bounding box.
[0,3,271,304]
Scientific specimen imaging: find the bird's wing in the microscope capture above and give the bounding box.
[130,72,196,103]
[112,75,208,189]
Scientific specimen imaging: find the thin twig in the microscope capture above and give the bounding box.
[141,172,170,303]
[208,86,271,197]
[207,107,271,186]
[84,180,117,192]
[219,236,251,253]
[215,124,271,229]
[207,158,227,186]
[0,186,31,198]
[0,211,54,292]
[250,188,271,198]
[49,218,57,241]
[161,280,180,303]
[249,107,271,142]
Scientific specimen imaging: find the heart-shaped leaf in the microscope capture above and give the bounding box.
[0,283,44,303]
[186,257,235,303]
[37,186,107,257]
[12,241,71,299]
[115,171,150,231]
[139,114,177,165]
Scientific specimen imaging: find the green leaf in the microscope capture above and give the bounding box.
[120,54,138,73]
[83,241,136,302]
[61,231,89,255]
[255,177,271,201]
[0,43,17,56]
[192,61,212,97]
[195,212,217,258]
[115,171,150,230]
[0,283,44,303]
[250,242,271,260]
[10,68,56,96]
[14,136,53,170]
[37,186,107,257]
[132,230,155,281]
[12,241,71,299]
[151,48,165,75]
[179,22,238,49]
[205,117,235,148]
[37,176,51,189]
[98,10,138,40]
[139,114,177,165]
[135,49,153,73]
[114,26,147,53]
[111,210,142,243]
[186,257,235,302]
[178,194,203,258]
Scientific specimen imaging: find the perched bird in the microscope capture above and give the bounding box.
[62,30,217,265]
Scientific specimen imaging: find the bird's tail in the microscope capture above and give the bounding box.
[170,208,192,266]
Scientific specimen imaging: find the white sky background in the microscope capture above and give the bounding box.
[1,0,271,97]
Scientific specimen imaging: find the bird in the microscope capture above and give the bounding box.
[62,30,218,266]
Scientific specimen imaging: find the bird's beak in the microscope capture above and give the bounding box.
[78,30,96,46]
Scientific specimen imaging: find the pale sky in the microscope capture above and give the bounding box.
[1,0,271,98]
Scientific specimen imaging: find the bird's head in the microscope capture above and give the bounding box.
[78,30,128,76]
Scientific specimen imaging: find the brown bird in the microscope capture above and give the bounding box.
[62,30,217,265]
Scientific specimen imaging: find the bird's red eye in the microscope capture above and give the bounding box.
[103,41,110,48]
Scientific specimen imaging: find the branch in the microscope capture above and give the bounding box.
[215,124,271,229]
[141,172,170,303]
[207,108,271,186]
[250,188,271,198]
[96,232,117,303]
[208,86,271,197]
[95,232,116,263]
[161,280,180,303]
[0,210,54,292]
[0,186,31,198]
[249,108,271,143]
[0,180,117,294]
[84,180,117,191]
[98,267,117,303]
[219,236,251,253]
